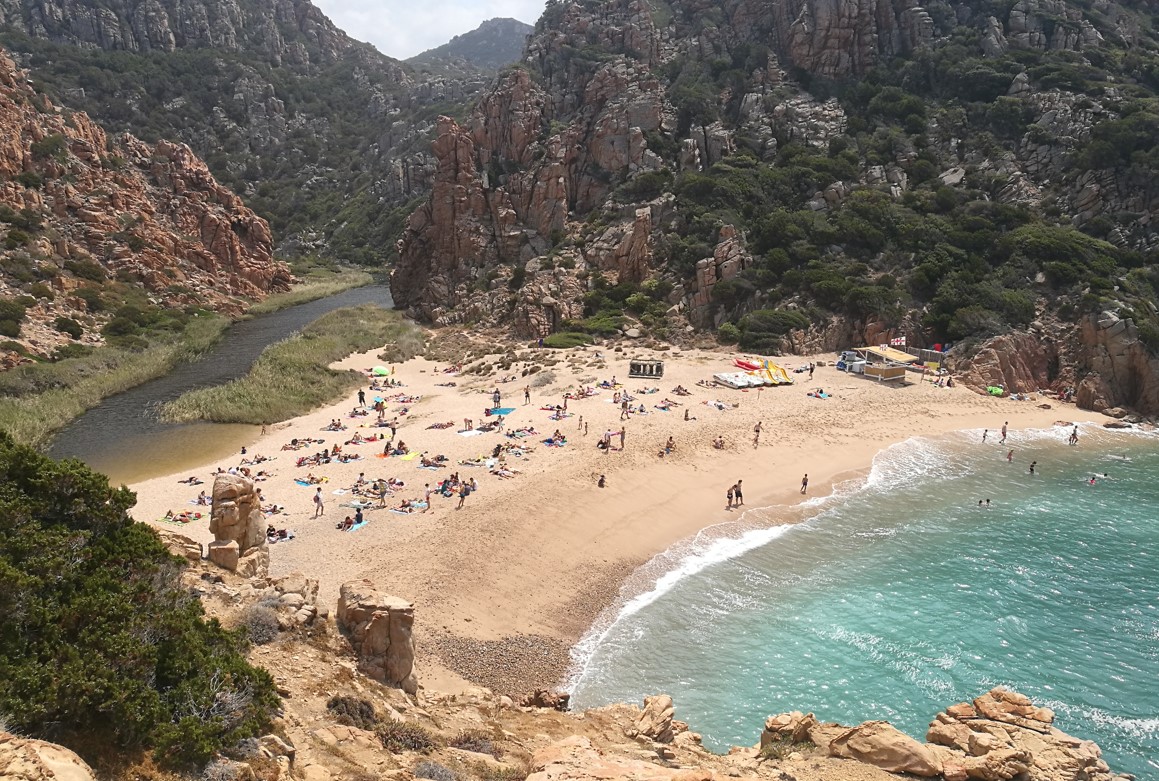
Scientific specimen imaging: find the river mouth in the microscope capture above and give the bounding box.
[49,285,392,485]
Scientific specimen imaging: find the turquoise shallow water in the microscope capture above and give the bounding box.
[569,426,1159,778]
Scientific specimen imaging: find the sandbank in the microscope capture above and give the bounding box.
[128,344,1104,694]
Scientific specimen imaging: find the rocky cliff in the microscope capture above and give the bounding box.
[391,0,1159,411]
[0,0,490,266]
[0,48,291,355]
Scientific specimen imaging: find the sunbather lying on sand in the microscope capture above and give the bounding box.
[178,476,203,485]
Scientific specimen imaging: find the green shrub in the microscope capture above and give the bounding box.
[0,432,278,765]
[51,343,92,361]
[0,320,20,338]
[74,287,105,312]
[103,316,141,338]
[717,322,741,344]
[4,229,31,249]
[54,316,83,339]
[0,299,28,324]
[30,133,68,161]
[27,282,54,300]
[326,695,378,731]
[376,719,440,753]
[64,259,107,282]
[543,332,594,348]
[16,171,43,189]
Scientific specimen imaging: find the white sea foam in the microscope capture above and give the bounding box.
[567,434,954,691]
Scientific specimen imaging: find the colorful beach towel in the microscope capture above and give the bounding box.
[490,407,516,416]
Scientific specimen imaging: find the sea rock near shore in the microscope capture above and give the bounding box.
[0,731,96,781]
[336,579,418,694]
[208,474,268,578]
[829,721,943,777]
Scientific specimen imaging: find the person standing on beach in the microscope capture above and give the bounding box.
[313,487,324,518]
[734,479,744,506]
[620,399,630,421]
[619,427,626,450]
[753,421,763,448]
[524,386,531,405]
[1069,425,1079,446]
[357,388,365,406]
[1000,422,1008,444]
[493,389,501,409]
[457,482,469,509]
[808,363,815,380]
[726,484,735,509]
[801,474,809,494]
[423,483,433,512]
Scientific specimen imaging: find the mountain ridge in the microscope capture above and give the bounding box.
[390,0,1159,413]
[408,17,534,73]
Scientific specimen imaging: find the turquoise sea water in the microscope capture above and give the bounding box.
[569,425,1159,778]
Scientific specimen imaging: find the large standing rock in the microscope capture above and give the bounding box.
[925,688,1123,781]
[0,732,97,781]
[828,721,943,777]
[337,579,418,694]
[761,711,819,747]
[208,473,268,577]
[627,694,675,743]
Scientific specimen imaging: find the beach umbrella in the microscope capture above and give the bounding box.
[372,366,390,376]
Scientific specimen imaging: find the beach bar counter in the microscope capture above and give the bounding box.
[855,345,917,382]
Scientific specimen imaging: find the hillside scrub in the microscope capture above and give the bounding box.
[0,432,278,766]
[161,305,419,424]
[0,313,228,448]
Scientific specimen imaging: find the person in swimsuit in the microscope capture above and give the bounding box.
[801,474,809,494]
[726,484,734,509]
[734,479,744,506]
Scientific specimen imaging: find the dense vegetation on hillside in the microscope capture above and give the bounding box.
[408,17,533,72]
[0,433,278,764]
[568,1,1159,349]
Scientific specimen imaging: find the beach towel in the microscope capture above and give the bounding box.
[458,429,484,437]
[157,512,204,525]
[346,520,370,532]
[340,500,374,509]
[332,488,349,495]
[400,451,420,461]
[294,479,315,487]
[543,439,566,447]
[418,465,441,470]
[491,407,516,416]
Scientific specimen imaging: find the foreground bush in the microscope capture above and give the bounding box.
[377,719,441,753]
[0,432,278,765]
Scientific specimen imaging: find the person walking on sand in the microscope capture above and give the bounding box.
[1000,421,1008,444]
[619,427,626,450]
[313,487,324,518]
[620,399,630,421]
[801,474,809,494]
[358,388,365,406]
[584,421,589,436]
[726,483,735,509]
[753,421,763,448]
[524,385,531,405]
[734,479,744,506]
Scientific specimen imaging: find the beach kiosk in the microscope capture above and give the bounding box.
[856,345,917,382]
[629,359,664,379]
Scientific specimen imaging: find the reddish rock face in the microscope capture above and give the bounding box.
[0,48,291,353]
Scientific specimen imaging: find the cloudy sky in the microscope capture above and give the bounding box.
[313,0,548,60]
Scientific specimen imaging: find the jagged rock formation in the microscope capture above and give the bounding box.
[953,310,1159,415]
[0,731,96,781]
[0,0,491,265]
[393,0,1159,413]
[207,473,269,577]
[408,17,534,73]
[337,579,418,694]
[0,48,290,355]
[758,688,1130,781]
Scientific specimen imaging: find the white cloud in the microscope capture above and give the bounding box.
[312,0,547,60]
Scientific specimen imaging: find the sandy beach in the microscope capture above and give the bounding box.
[129,343,1104,695]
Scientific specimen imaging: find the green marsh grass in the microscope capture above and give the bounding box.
[246,267,374,316]
[162,305,423,424]
[0,315,228,448]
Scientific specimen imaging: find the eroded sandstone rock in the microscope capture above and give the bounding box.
[0,731,96,781]
[208,473,268,577]
[828,720,943,777]
[337,579,418,694]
